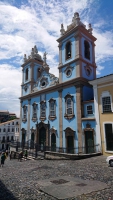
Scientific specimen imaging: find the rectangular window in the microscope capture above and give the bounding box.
[67,98,72,115]
[87,105,93,115]
[40,103,46,118]
[50,102,55,116]
[32,104,37,118]
[105,124,113,151]
[102,97,111,112]
[23,106,27,119]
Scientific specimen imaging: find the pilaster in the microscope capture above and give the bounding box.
[58,42,63,67]
[30,62,35,92]
[27,99,31,141]
[19,100,23,142]
[74,33,82,59]
[93,85,101,151]
[58,89,63,148]
[76,85,83,152]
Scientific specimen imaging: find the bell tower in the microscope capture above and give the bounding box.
[57,12,97,83]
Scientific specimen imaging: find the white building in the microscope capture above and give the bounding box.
[0,118,20,150]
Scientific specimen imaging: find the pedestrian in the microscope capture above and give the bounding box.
[18,152,21,161]
[1,153,5,167]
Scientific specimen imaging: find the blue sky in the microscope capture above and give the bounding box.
[0,0,113,116]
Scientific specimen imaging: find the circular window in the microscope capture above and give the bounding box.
[66,69,71,77]
[42,81,46,86]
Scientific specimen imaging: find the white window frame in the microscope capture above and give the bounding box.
[49,101,56,117]
[101,91,113,113]
[87,105,93,115]
[64,94,74,117]
[66,98,73,115]
[103,122,113,153]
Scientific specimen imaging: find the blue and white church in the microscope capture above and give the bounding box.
[19,12,101,154]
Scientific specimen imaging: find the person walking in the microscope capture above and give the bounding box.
[1,153,5,167]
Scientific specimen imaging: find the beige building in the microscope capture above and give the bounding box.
[90,74,113,156]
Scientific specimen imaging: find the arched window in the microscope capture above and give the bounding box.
[84,40,90,60]
[3,128,6,132]
[25,68,28,81]
[66,41,71,60]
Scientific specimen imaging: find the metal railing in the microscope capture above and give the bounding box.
[10,141,101,157]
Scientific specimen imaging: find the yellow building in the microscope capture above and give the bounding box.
[89,74,113,156]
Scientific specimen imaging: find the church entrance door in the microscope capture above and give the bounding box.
[85,131,94,153]
[39,127,46,148]
[67,136,74,153]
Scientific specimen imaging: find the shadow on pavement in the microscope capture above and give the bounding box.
[0,180,17,200]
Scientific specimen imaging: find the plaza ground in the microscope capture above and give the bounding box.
[0,155,113,200]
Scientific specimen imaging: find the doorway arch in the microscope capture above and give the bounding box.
[39,127,46,146]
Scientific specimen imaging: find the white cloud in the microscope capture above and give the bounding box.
[0,64,21,116]
[0,0,113,115]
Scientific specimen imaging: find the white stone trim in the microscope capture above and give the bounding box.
[89,74,113,85]
[93,85,101,149]
[98,83,113,88]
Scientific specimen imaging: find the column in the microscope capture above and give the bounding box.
[27,99,31,141]
[93,85,101,152]
[76,85,83,153]
[58,42,62,67]
[30,62,34,92]
[19,100,23,142]
[58,89,63,149]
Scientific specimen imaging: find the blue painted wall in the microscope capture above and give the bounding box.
[83,86,93,101]
[82,62,94,80]
[62,34,75,65]
[62,62,76,82]
[81,35,92,63]
[83,102,95,118]
[62,86,78,149]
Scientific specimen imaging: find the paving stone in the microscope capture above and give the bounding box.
[0,155,113,199]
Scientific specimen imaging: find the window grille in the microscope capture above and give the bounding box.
[33,104,37,118]
[87,105,93,114]
[66,98,72,115]
[41,103,46,117]
[102,97,111,112]
[50,101,55,116]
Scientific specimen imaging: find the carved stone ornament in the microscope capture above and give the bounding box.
[24,84,28,92]
[32,102,37,122]
[84,64,92,77]
[64,127,75,137]
[40,76,48,88]
[50,126,57,135]
[64,65,74,78]
[22,105,27,122]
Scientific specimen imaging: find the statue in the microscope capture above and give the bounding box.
[43,52,47,64]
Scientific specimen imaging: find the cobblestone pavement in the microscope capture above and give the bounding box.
[0,155,113,200]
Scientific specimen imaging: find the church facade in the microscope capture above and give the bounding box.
[19,13,101,153]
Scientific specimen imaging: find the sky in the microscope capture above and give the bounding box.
[0,0,113,117]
